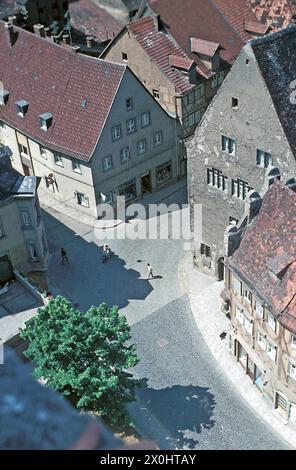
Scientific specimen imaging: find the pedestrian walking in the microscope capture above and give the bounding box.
[61,247,69,265]
[147,263,154,279]
[102,244,111,263]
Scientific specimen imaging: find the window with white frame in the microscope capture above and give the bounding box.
[126,118,136,134]
[257,331,267,350]
[244,316,253,335]
[21,210,32,227]
[153,89,160,99]
[120,147,130,163]
[141,112,151,128]
[111,124,122,141]
[126,97,133,111]
[255,300,264,317]
[54,153,63,166]
[28,243,38,261]
[154,131,163,146]
[72,158,81,174]
[291,334,296,347]
[233,276,242,296]
[266,340,277,362]
[256,149,272,168]
[207,167,228,192]
[102,155,112,172]
[235,306,245,325]
[222,135,236,155]
[76,192,89,207]
[40,145,47,159]
[289,362,296,380]
[231,178,252,200]
[243,287,252,304]
[137,138,147,155]
[235,307,252,334]
[266,312,277,332]
[18,143,28,155]
[211,74,218,88]
[188,110,202,126]
[200,243,211,258]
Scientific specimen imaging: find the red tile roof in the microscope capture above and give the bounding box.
[128,16,195,93]
[230,181,296,331]
[244,19,270,35]
[0,21,126,161]
[190,38,220,57]
[69,0,122,42]
[169,55,194,71]
[247,0,295,31]
[146,0,261,64]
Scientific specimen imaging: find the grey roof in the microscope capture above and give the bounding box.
[250,24,296,157]
[0,148,36,201]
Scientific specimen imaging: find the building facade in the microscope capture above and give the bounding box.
[0,21,180,219]
[223,177,296,423]
[101,16,229,140]
[0,147,48,284]
[187,26,296,279]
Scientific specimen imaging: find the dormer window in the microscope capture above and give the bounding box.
[39,112,53,131]
[0,89,9,106]
[16,100,29,118]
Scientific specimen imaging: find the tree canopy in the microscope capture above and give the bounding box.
[21,296,139,427]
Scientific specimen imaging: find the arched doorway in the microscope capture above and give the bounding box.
[217,257,225,281]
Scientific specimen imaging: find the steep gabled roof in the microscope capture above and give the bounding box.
[230,181,296,330]
[127,16,195,93]
[143,0,261,64]
[0,21,126,161]
[250,24,296,157]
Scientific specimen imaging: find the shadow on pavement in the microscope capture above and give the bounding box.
[129,383,216,449]
[43,210,153,311]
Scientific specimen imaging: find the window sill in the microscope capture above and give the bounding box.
[55,162,63,167]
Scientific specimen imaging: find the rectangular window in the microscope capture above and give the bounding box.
[126,97,133,110]
[222,135,236,155]
[153,89,160,99]
[211,74,218,88]
[111,124,122,141]
[233,276,242,296]
[255,300,264,318]
[104,191,113,204]
[76,192,89,207]
[266,312,276,332]
[126,118,136,134]
[231,178,252,200]
[194,85,205,101]
[28,243,38,261]
[207,167,228,192]
[185,91,194,105]
[232,97,238,109]
[187,110,202,127]
[120,147,130,163]
[235,306,245,326]
[141,112,151,128]
[200,243,211,258]
[266,341,277,362]
[289,362,296,380]
[118,179,137,201]
[243,287,252,304]
[257,331,267,350]
[54,153,63,166]
[72,158,81,174]
[21,210,32,227]
[256,149,272,168]
[102,155,113,172]
[218,71,225,84]
[154,131,163,146]
[137,138,147,155]
[291,334,296,347]
[122,52,128,61]
[18,143,28,155]
[156,161,172,186]
[40,146,47,159]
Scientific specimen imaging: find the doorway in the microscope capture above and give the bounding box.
[275,392,288,418]
[141,172,152,195]
[22,163,30,176]
[0,255,13,283]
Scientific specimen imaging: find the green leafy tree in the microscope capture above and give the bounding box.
[21,296,139,427]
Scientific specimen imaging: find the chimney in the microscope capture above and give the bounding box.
[86,36,95,48]
[5,22,15,47]
[8,15,17,25]
[153,13,161,30]
[33,24,45,38]
[44,27,51,38]
[72,45,80,54]
[62,34,70,45]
